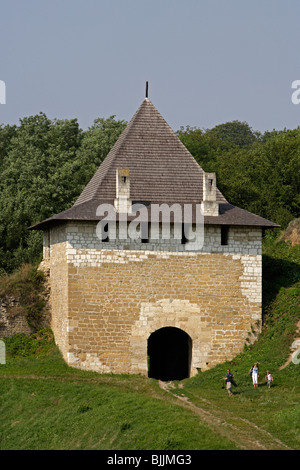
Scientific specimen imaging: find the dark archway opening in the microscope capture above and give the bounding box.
[147,327,192,381]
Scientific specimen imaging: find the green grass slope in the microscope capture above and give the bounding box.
[0,333,238,450]
[0,235,299,450]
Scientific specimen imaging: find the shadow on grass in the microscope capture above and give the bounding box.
[262,253,300,321]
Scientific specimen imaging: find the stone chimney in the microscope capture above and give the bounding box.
[114,168,132,213]
[201,172,219,216]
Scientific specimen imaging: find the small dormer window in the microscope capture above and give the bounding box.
[115,168,131,214]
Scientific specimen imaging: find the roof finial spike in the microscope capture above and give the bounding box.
[145,81,148,98]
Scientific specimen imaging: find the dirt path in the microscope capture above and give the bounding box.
[0,372,292,450]
[158,381,291,451]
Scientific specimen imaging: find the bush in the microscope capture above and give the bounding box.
[3,329,54,357]
[0,263,48,329]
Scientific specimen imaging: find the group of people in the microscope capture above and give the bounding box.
[223,363,273,396]
[248,363,273,389]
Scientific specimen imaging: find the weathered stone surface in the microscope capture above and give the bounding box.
[0,297,34,337]
[46,222,262,377]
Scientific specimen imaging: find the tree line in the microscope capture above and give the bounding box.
[177,121,300,229]
[0,114,299,273]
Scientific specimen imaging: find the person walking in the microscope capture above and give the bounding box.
[252,362,259,388]
[266,370,273,388]
[223,369,234,396]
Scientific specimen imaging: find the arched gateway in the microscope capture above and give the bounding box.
[147,327,192,381]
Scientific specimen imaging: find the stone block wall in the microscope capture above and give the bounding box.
[47,222,262,376]
[48,225,69,359]
[64,221,262,259]
[0,297,34,337]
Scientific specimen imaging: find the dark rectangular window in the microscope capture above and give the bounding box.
[101,222,109,242]
[181,224,188,245]
[141,222,149,243]
[221,226,229,245]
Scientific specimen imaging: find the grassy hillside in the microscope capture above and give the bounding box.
[0,235,299,450]
[0,332,237,450]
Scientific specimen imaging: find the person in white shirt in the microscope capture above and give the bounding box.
[266,370,273,388]
[252,363,259,388]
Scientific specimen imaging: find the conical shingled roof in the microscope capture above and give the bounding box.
[74,98,226,206]
[29,98,279,230]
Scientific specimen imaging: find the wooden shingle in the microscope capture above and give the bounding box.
[30,98,279,230]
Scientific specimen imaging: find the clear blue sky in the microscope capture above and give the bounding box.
[1,0,300,133]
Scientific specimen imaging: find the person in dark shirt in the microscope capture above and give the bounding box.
[223,369,235,396]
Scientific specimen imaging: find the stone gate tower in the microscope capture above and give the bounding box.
[31,97,278,380]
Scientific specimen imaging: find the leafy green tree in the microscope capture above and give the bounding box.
[70,116,127,197]
[0,113,126,272]
[0,124,17,168]
[177,120,260,171]
[205,120,260,151]
[176,126,217,171]
[252,129,300,226]
[178,122,300,228]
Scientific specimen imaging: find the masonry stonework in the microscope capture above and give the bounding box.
[0,297,34,337]
[48,226,69,360]
[45,222,262,376]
